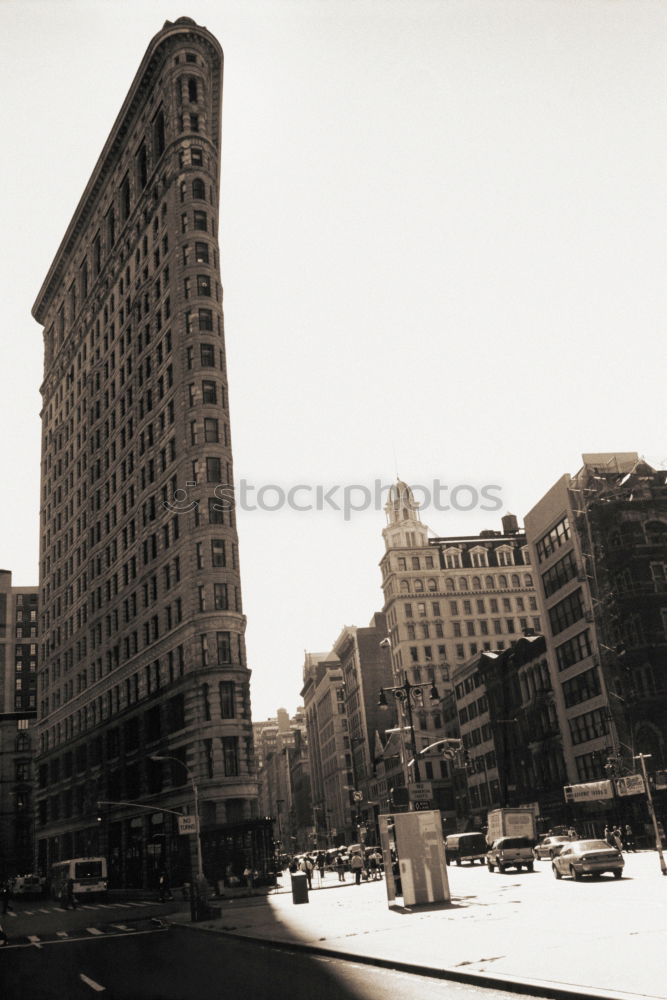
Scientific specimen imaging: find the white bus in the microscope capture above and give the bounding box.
[49,857,108,901]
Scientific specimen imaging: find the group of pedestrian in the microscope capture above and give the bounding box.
[604,823,636,852]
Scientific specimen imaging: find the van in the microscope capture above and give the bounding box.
[445,832,487,866]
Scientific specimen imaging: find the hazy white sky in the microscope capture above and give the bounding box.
[0,0,665,721]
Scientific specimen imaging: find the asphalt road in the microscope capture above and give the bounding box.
[0,925,554,1000]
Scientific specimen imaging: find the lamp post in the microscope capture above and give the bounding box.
[378,672,440,785]
[634,753,667,876]
[149,755,203,882]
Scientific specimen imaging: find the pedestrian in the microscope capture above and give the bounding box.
[64,876,77,910]
[604,825,614,847]
[243,866,254,889]
[0,882,10,916]
[316,852,326,884]
[350,851,364,886]
[288,857,298,875]
[0,921,7,947]
[368,852,379,880]
[299,855,313,889]
[371,850,383,879]
[624,824,635,852]
[335,853,346,882]
[158,872,171,902]
[612,826,624,852]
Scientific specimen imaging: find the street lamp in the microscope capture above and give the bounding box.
[149,755,203,882]
[378,672,440,784]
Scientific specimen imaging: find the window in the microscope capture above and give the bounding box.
[549,588,585,636]
[188,77,199,102]
[211,539,226,566]
[541,550,579,598]
[216,632,231,663]
[536,517,571,563]
[555,629,592,671]
[208,497,224,524]
[214,582,228,609]
[191,147,203,166]
[189,113,200,132]
[197,274,211,296]
[222,736,239,776]
[195,242,209,264]
[154,109,166,157]
[561,667,601,708]
[194,210,208,231]
[219,681,235,718]
[192,178,205,200]
[202,380,217,403]
[569,708,608,746]
[200,343,215,366]
[206,457,222,482]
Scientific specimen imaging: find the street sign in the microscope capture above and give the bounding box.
[615,774,645,797]
[178,815,197,835]
[564,780,614,803]
[353,790,363,801]
[413,800,433,811]
[409,781,433,803]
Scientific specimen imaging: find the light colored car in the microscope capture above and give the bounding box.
[533,835,573,860]
[552,839,624,881]
[487,837,535,873]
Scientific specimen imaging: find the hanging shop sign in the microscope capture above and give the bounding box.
[564,780,614,803]
[615,774,645,797]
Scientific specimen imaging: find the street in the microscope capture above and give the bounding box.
[1,922,553,1000]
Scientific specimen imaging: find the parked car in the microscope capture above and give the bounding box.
[10,874,45,897]
[487,837,535,872]
[552,840,624,881]
[445,832,487,866]
[533,835,573,860]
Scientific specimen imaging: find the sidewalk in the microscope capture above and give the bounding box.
[169,852,667,1000]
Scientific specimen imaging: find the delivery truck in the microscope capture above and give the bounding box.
[485,808,537,846]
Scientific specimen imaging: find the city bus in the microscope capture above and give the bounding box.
[49,857,108,902]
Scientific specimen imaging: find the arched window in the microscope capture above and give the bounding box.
[446,578,455,592]
[499,575,508,588]
[427,578,437,592]
[400,580,410,594]
[511,574,520,587]
[459,577,469,591]
[472,576,481,590]
[485,575,494,589]
[192,178,206,200]
[188,77,199,103]
[524,573,533,586]
[414,579,424,593]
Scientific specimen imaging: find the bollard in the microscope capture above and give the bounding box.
[290,871,309,904]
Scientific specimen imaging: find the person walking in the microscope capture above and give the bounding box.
[316,852,326,885]
[0,882,10,916]
[335,853,346,882]
[299,855,313,890]
[612,826,624,852]
[64,876,77,910]
[158,872,171,902]
[604,825,614,847]
[624,824,635,852]
[350,851,364,886]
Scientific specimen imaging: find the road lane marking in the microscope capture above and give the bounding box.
[56,931,69,938]
[80,905,96,910]
[110,923,131,931]
[23,911,34,916]
[79,973,106,992]
[28,935,42,948]
[38,908,50,913]
[86,927,103,935]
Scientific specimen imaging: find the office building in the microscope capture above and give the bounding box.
[31,18,257,887]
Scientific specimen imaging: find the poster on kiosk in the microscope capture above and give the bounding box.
[379,810,450,907]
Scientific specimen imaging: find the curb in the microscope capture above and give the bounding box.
[167,919,645,1000]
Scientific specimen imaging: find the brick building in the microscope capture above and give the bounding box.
[31,19,257,887]
[0,571,38,879]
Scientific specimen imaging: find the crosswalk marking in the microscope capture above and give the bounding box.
[38,908,50,913]
[23,911,34,916]
[28,935,42,946]
[110,923,131,931]
[86,927,103,935]
[56,931,69,938]
[79,973,106,992]
[80,905,96,910]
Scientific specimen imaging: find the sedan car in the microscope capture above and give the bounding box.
[552,839,624,881]
[533,835,573,860]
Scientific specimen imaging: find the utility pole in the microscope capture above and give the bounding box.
[634,753,667,876]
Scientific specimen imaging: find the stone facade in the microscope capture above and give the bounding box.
[31,19,256,887]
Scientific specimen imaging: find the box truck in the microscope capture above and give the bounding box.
[486,808,537,846]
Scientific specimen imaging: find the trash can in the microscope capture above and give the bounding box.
[290,872,309,904]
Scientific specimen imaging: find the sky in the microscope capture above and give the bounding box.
[0,0,665,722]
